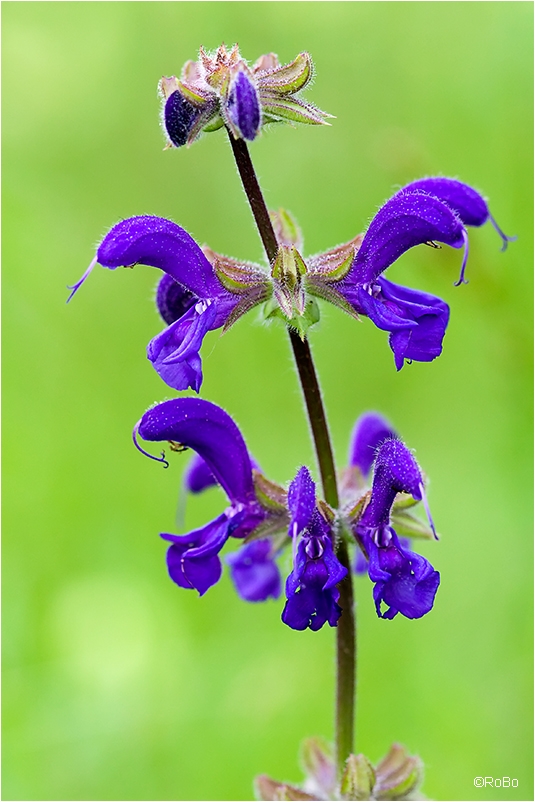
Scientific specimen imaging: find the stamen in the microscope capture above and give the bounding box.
[488,213,517,253]
[454,229,470,286]
[132,421,169,468]
[66,255,98,303]
[419,482,438,539]
[168,440,188,453]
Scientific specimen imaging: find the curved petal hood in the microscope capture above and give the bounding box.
[136,397,254,504]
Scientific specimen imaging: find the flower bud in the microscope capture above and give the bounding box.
[340,753,376,801]
[226,68,261,141]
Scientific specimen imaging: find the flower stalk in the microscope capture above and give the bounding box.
[226,127,356,776]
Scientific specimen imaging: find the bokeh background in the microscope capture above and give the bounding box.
[3,3,533,800]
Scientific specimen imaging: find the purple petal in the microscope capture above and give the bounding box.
[184,452,218,494]
[156,274,197,325]
[282,561,342,631]
[361,439,424,529]
[349,412,397,477]
[345,191,467,286]
[226,539,281,602]
[147,300,216,393]
[399,177,489,227]
[364,532,439,619]
[320,537,348,590]
[225,504,267,540]
[164,90,202,148]
[161,513,229,595]
[287,466,316,538]
[354,548,368,575]
[138,398,254,504]
[355,279,450,371]
[96,215,226,300]
[380,278,450,370]
[181,555,223,597]
[184,452,261,495]
[226,70,261,141]
[400,177,516,253]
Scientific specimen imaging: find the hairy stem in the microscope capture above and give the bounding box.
[227,133,278,263]
[226,128,356,776]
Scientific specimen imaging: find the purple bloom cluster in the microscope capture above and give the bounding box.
[68,48,515,642]
[134,397,439,628]
[68,178,514,389]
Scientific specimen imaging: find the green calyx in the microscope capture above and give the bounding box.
[268,245,321,336]
[264,296,320,339]
[340,754,376,801]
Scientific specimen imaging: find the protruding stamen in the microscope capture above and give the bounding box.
[132,421,169,468]
[489,213,517,253]
[454,229,470,286]
[419,482,438,539]
[168,440,188,453]
[66,255,98,303]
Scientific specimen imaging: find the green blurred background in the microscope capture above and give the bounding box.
[3,3,533,800]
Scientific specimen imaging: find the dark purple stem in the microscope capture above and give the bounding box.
[226,128,356,776]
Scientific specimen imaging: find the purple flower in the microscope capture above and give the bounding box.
[67,215,245,392]
[354,435,440,619]
[364,530,440,620]
[226,539,281,602]
[322,177,514,370]
[69,180,513,386]
[282,467,347,631]
[226,69,261,141]
[349,411,397,478]
[133,397,266,595]
[181,450,279,602]
[159,46,331,149]
[184,452,218,494]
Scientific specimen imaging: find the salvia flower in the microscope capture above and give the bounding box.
[321,176,515,369]
[282,466,347,631]
[68,179,514,389]
[182,450,279,602]
[226,539,282,603]
[159,44,331,148]
[67,215,245,392]
[133,397,270,595]
[134,400,440,625]
[347,413,440,620]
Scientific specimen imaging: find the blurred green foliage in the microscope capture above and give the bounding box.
[2,3,533,800]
